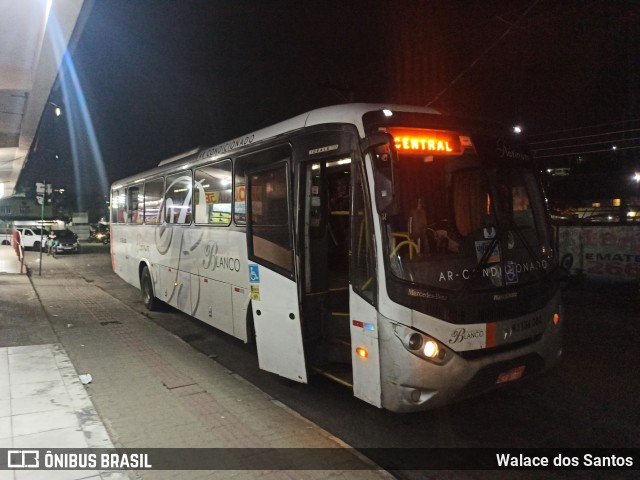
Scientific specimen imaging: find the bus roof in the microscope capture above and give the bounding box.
[112,103,440,188]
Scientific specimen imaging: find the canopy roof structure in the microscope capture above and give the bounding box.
[0,0,89,198]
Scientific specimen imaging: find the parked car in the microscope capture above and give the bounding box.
[52,229,80,254]
[15,227,49,251]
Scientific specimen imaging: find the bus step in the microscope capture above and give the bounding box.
[329,285,348,312]
[310,365,353,389]
[328,286,348,292]
[326,313,350,339]
[311,337,351,365]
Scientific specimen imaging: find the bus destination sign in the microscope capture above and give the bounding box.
[388,128,463,155]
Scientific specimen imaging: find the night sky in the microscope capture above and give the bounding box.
[19,0,640,206]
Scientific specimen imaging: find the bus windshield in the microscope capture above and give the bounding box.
[380,132,553,292]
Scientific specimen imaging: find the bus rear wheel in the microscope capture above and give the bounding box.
[140,266,158,311]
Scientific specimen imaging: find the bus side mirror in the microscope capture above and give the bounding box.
[362,133,397,214]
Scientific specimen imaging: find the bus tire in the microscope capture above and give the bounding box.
[141,266,158,311]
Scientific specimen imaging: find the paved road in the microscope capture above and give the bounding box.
[28,244,640,479]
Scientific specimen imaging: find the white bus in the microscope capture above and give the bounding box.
[110,104,562,412]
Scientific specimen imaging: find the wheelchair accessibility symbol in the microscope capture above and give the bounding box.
[249,265,260,284]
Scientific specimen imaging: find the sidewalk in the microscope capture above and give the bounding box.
[0,248,389,479]
[0,245,23,275]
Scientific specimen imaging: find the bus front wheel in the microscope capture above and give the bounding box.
[141,266,158,311]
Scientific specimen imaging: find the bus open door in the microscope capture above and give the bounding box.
[246,160,308,383]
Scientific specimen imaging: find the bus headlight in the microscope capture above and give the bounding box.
[408,333,423,350]
[409,333,439,358]
[394,324,449,364]
[423,339,439,359]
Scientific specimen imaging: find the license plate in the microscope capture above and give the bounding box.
[496,365,525,384]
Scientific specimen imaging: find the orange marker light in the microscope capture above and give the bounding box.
[553,313,560,326]
[356,347,368,358]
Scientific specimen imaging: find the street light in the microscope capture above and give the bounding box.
[49,102,62,117]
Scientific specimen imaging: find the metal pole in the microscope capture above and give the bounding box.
[38,179,45,276]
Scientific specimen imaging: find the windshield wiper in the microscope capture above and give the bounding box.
[508,219,542,267]
[458,231,501,295]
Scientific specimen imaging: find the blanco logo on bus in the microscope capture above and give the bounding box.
[202,241,241,272]
[449,328,484,344]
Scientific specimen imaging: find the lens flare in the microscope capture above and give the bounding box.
[46,10,109,209]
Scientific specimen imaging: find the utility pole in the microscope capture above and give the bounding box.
[38,179,46,276]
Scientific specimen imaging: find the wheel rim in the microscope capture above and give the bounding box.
[144,282,151,304]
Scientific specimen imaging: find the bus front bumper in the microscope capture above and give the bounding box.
[378,314,562,413]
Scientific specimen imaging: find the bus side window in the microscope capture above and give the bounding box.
[237,144,292,227]
[143,178,164,225]
[234,166,247,225]
[127,186,142,224]
[248,163,293,273]
[234,182,247,225]
[351,159,376,303]
[164,172,193,224]
[117,189,126,224]
[110,188,121,224]
[194,160,232,225]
